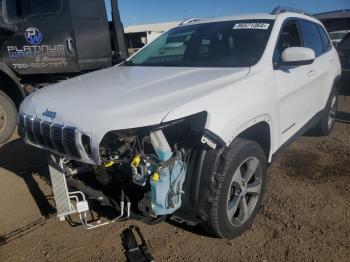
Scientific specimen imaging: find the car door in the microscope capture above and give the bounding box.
[1,0,81,75]
[68,0,112,70]
[298,20,334,113]
[273,19,322,144]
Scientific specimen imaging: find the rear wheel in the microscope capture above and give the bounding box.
[308,88,338,136]
[203,138,267,239]
[0,90,17,144]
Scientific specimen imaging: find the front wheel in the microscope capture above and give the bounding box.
[202,138,267,239]
[0,90,17,144]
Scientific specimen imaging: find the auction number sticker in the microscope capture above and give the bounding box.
[233,23,270,30]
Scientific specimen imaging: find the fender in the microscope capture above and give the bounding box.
[0,62,25,99]
[177,117,273,223]
[227,115,274,162]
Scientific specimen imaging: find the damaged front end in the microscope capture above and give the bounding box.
[43,112,219,228]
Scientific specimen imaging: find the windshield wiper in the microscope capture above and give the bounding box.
[122,60,135,66]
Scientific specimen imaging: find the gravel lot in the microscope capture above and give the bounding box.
[0,89,349,262]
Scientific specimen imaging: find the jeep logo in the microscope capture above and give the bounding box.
[42,109,57,120]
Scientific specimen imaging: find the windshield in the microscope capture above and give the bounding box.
[125,19,274,68]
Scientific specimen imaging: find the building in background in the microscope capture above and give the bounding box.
[315,10,350,83]
[315,10,350,45]
[124,21,181,54]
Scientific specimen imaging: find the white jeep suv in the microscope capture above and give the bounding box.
[18,8,341,239]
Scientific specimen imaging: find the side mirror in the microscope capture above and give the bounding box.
[281,47,315,66]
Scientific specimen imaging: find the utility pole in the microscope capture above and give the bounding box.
[111,0,128,60]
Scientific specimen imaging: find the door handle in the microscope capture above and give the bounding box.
[66,38,76,54]
[307,70,316,77]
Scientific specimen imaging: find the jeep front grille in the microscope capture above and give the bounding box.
[19,114,81,159]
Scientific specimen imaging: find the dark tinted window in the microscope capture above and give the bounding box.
[317,25,332,51]
[274,21,302,62]
[338,33,350,49]
[4,0,62,22]
[299,20,323,56]
[127,20,274,67]
[72,0,100,19]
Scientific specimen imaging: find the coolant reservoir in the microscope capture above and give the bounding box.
[150,130,172,161]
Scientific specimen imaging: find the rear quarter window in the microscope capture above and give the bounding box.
[317,24,332,52]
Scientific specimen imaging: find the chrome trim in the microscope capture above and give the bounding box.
[19,114,97,164]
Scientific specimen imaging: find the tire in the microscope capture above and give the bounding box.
[202,138,267,239]
[308,88,338,136]
[0,90,17,144]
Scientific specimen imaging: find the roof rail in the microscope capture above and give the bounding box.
[271,6,311,16]
[179,18,201,25]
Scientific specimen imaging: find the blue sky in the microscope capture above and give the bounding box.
[104,0,349,26]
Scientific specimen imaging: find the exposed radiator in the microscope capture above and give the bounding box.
[48,159,76,218]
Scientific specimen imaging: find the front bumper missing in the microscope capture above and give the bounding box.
[49,156,130,229]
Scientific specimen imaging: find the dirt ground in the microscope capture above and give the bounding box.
[0,90,349,262]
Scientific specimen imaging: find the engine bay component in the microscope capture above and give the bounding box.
[49,155,131,229]
[48,113,208,228]
[128,129,190,216]
[131,155,153,186]
[150,149,188,216]
[150,130,173,161]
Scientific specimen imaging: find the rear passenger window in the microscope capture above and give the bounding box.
[317,25,332,51]
[299,20,324,57]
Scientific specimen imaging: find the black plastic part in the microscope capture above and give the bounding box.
[25,116,35,142]
[63,127,80,158]
[81,134,93,157]
[175,148,223,224]
[33,118,45,145]
[66,177,115,208]
[42,121,54,149]
[121,225,154,262]
[51,124,66,154]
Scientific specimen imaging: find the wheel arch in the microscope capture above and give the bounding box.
[176,119,273,224]
[236,121,272,162]
[225,114,274,162]
[0,63,25,108]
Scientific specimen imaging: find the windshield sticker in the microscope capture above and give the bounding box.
[233,23,270,30]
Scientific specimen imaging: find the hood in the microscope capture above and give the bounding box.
[20,65,249,140]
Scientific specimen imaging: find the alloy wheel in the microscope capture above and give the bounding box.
[227,157,263,226]
[328,94,337,129]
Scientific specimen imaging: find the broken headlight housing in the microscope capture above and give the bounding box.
[98,111,208,164]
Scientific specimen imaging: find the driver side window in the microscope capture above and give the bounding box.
[274,21,303,63]
[4,0,62,23]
